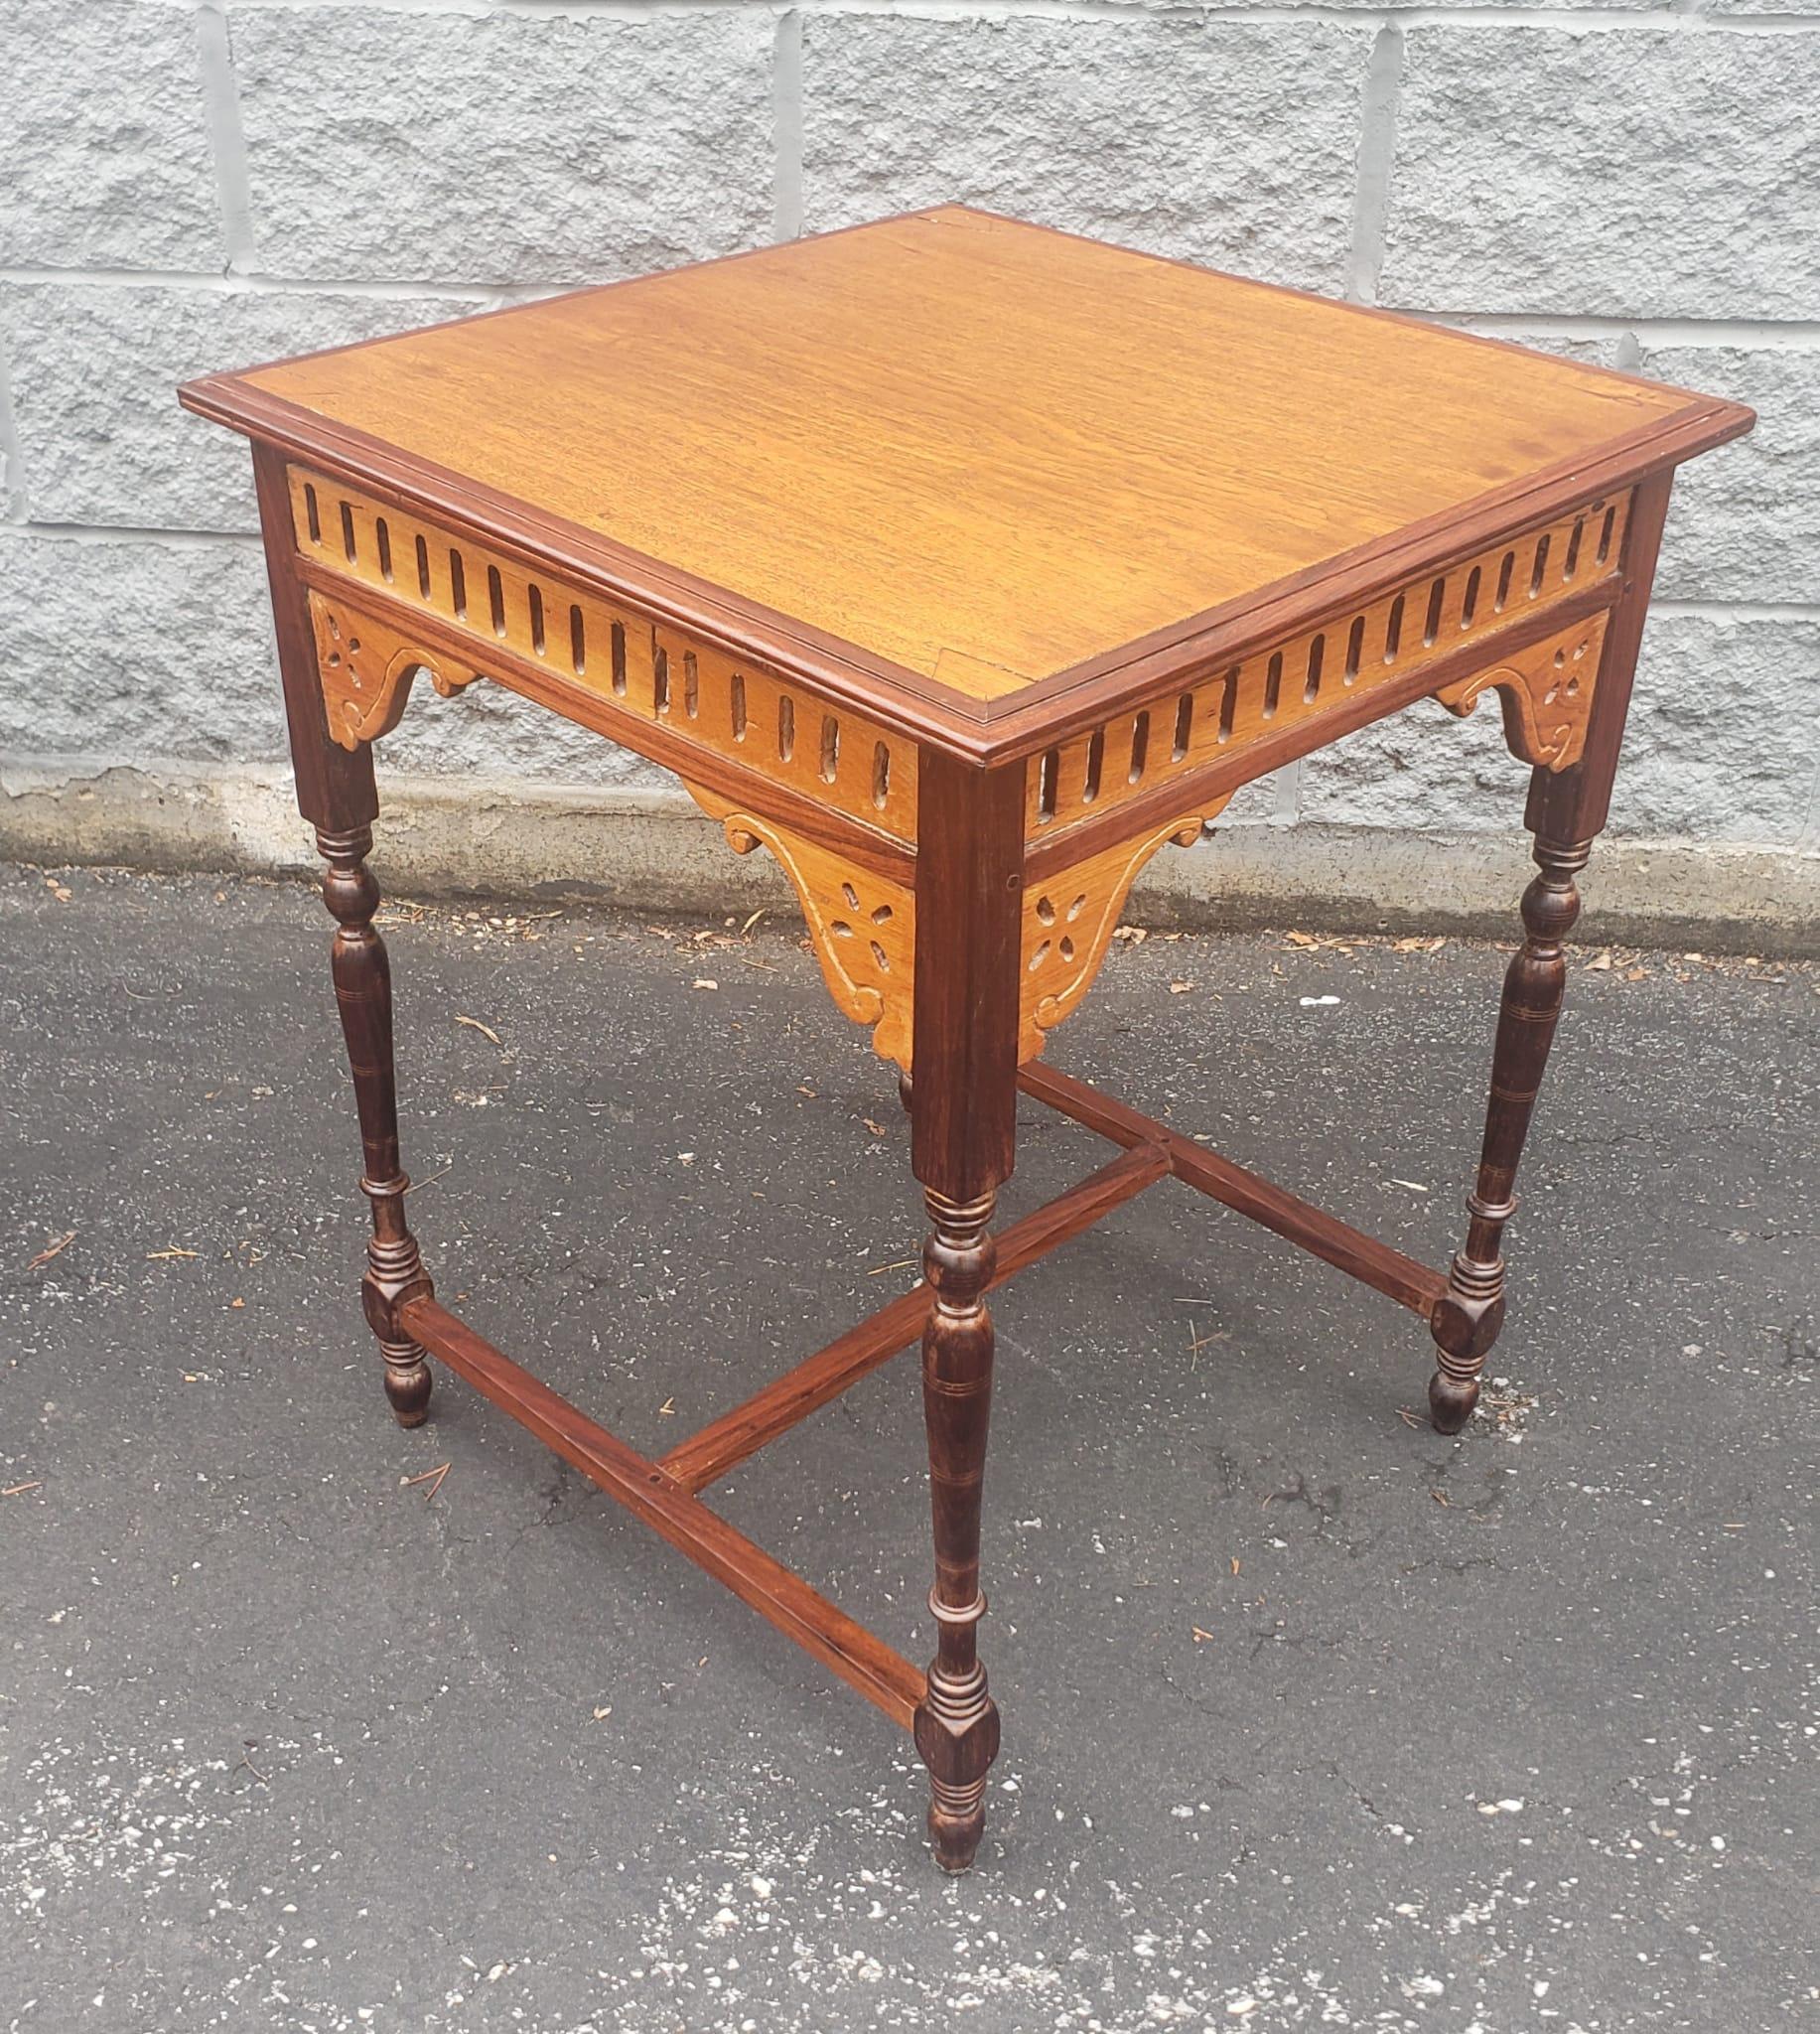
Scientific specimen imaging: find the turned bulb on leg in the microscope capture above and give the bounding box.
[1428,834,1587,1435]
[1428,1246,1505,1434]
[380,1337,434,1426]
[913,1186,1002,1871]
[318,824,436,1428]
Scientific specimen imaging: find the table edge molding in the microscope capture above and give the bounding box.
[180,373,1750,765]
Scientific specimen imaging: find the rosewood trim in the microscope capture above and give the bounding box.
[1020,1064,1448,1318]
[1529,469,1675,847]
[1025,576,1624,884]
[398,1295,925,1729]
[290,556,916,886]
[981,403,1747,751]
[181,367,1750,769]
[659,1140,1170,1494]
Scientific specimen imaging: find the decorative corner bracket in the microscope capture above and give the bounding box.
[682,782,916,1071]
[1437,611,1609,774]
[1019,797,1233,1062]
[309,591,481,751]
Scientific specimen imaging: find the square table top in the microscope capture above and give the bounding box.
[185,207,1750,752]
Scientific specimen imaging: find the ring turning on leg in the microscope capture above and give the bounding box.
[317,824,435,1426]
[913,1186,1003,1870]
[1429,832,1590,1434]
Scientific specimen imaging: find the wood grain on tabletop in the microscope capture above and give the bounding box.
[244,208,1696,697]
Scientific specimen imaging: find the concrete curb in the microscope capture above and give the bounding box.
[4,757,1816,954]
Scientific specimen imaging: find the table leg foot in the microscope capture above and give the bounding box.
[1428,1255,1503,1433]
[381,1341,434,1427]
[364,1211,434,1427]
[915,1633,1000,1871]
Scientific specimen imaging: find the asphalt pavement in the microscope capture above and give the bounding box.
[3,862,1814,2033]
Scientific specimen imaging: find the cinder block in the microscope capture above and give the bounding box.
[3,286,487,533]
[234,7,774,284]
[0,529,669,792]
[1381,30,1820,317]
[1639,346,1820,606]
[0,538,277,763]
[0,0,221,269]
[383,674,667,790]
[1298,687,1530,834]
[1612,612,1819,843]
[1302,613,1820,845]
[801,15,1374,295]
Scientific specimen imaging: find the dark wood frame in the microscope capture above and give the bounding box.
[212,253,1741,1866]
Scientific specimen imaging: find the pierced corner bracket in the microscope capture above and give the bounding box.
[1437,611,1610,774]
[681,780,916,1071]
[309,590,481,752]
[1020,796,1233,1062]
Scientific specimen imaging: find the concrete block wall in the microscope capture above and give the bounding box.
[2,1,1815,944]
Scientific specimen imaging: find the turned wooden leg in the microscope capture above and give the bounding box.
[1429,471,1673,1431]
[316,824,435,1426]
[905,748,1023,1869]
[1429,832,1590,1432]
[249,446,434,1427]
[913,1184,1002,1870]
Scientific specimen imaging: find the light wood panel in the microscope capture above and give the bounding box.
[1019,801,1229,1061]
[684,783,916,1069]
[1024,491,1629,843]
[1438,610,1609,772]
[311,591,477,749]
[243,209,1710,698]
[288,464,919,843]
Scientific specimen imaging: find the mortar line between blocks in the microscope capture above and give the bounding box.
[772,9,805,243]
[1346,22,1405,308]
[0,332,28,522]
[711,0,1820,28]
[0,523,264,551]
[196,6,259,274]
[156,0,1820,28]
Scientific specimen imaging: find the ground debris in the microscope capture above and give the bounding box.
[400,1462,452,1504]
[1475,1377,1538,1441]
[867,1256,918,1277]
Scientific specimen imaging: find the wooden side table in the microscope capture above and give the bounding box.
[181,208,1750,1872]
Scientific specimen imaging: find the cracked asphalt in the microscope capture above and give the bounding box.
[3,862,1816,2032]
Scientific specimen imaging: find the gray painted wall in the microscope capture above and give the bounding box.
[1,2,1815,939]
